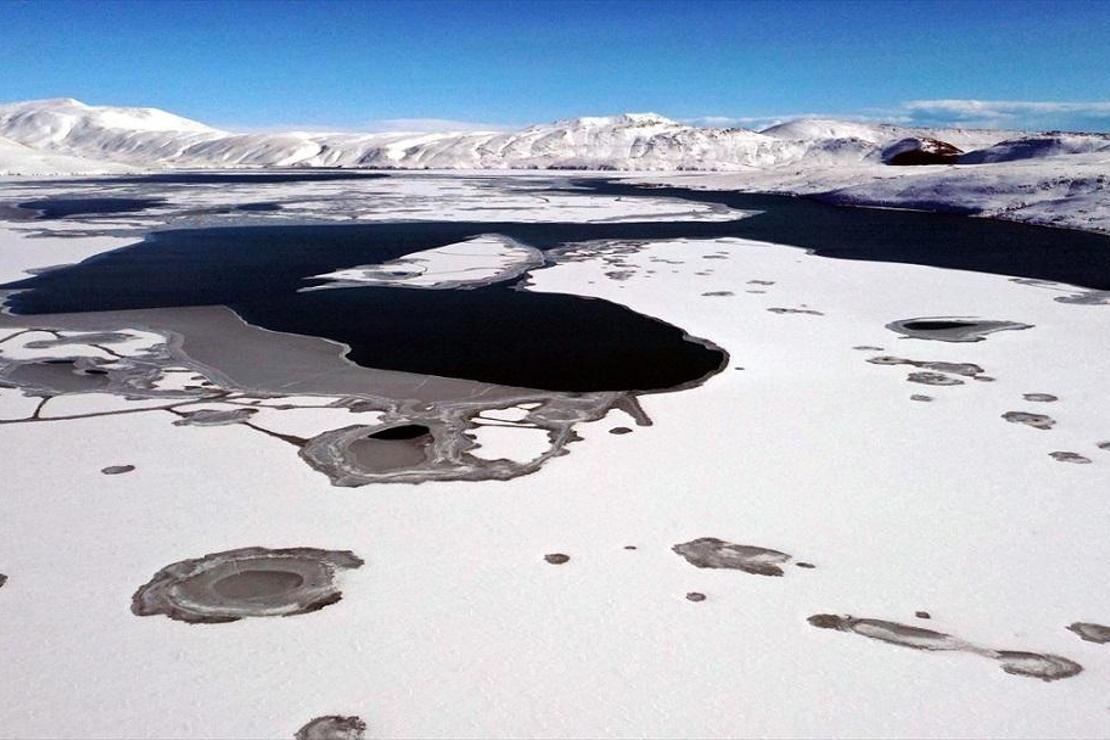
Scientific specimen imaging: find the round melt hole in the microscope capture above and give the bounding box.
[212,569,305,600]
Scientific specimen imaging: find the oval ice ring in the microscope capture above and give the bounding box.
[131,546,364,624]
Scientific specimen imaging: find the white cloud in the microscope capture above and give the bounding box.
[900,99,1110,131]
[681,112,902,131]
[680,115,769,128]
[683,100,1110,133]
[362,118,512,133]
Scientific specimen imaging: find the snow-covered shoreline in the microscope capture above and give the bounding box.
[630,157,1110,236]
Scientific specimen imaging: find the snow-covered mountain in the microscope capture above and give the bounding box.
[2,98,1107,234]
[759,117,1017,152]
[0,100,802,170]
[0,97,1068,173]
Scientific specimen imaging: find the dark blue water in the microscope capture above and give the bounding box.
[18,197,168,218]
[234,202,282,212]
[2,222,728,392]
[570,180,1110,291]
[6,179,1110,393]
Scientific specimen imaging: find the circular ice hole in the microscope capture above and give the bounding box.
[212,569,305,600]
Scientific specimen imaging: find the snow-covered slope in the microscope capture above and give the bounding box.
[635,150,1110,235]
[959,133,1110,164]
[0,99,1009,172]
[0,133,133,176]
[5,98,1108,175]
[821,153,1110,231]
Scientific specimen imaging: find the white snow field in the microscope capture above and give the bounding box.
[1,98,1108,232]
[0,173,1108,738]
[0,134,134,176]
[304,235,546,291]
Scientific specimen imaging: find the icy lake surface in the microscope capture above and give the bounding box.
[1,220,727,392]
[1,172,1109,738]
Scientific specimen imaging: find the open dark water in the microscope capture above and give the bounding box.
[2,222,730,392]
[18,197,168,218]
[572,180,1110,291]
[5,176,1110,393]
[63,171,390,185]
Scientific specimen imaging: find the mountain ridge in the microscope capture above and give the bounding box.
[0,97,1057,173]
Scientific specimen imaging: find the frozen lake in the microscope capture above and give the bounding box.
[1,172,1108,738]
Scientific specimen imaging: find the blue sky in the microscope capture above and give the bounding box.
[2,0,1109,131]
